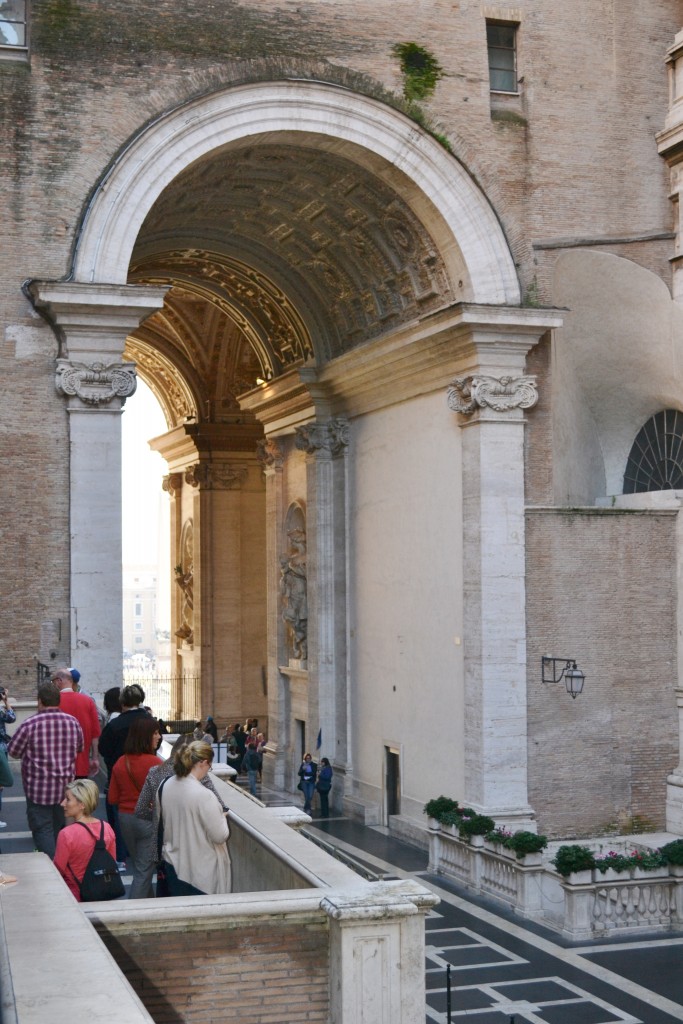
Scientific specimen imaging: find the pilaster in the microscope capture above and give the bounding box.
[447,323,550,827]
[256,439,287,788]
[28,281,168,701]
[295,417,350,807]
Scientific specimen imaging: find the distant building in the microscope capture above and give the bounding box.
[122,569,157,665]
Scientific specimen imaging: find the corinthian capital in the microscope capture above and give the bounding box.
[55,359,137,406]
[447,375,538,414]
[295,417,350,457]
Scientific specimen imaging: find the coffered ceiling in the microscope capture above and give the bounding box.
[126,141,453,428]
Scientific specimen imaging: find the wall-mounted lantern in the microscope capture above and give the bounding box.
[541,656,585,699]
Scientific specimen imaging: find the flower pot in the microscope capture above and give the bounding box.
[427,817,441,832]
[566,869,593,885]
[593,867,626,883]
[669,863,683,877]
[483,839,503,855]
[516,851,543,867]
[469,834,485,848]
[631,866,668,880]
[445,824,459,838]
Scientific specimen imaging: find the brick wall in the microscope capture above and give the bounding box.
[99,920,329,1024]
[526,508,679,838]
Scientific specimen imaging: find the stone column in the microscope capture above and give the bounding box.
[28,282,167,702]
[257,438,287,788]
[295,417,349,804]
[322,881,437,1024]
[447,348,541,828]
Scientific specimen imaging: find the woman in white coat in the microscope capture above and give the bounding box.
[157,740,230,896]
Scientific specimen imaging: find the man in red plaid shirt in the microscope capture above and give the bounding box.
[8,680,83,857]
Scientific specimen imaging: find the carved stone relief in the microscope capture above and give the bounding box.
[280,505,308,663]
[447,375,538,414]
[184,462,249,490]
[256,438,284,470]
[175,520,194,647]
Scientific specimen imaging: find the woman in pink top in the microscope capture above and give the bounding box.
[108,717,163,898]
[54,779,116,901]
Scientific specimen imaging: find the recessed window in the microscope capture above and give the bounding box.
[624,409,683,492]
[487,21,517,93]
[0,0,27,49]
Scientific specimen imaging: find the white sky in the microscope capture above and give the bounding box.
[121,380,170,627]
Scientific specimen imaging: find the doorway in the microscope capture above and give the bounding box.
[385,745,401,820]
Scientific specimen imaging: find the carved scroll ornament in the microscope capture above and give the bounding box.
[56,359,137,406]
[447,375,538,414]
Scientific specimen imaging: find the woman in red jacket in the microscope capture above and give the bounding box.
[54,779,116,901]
[108,717,163,898]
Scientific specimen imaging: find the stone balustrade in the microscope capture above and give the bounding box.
[0,777,437,1024]
[428,825,683,940]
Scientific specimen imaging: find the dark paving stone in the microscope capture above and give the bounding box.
[583,945,683,1006]
[540,1002,623,1024]
[426,985,500,1012]
[308,818,428,872]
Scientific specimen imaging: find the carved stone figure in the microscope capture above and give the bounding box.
[174,523,194,646]
[280,528,308,661]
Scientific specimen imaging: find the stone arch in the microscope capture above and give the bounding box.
[73,81,520,307]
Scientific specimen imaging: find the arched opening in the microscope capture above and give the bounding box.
[96,81,520,737]
[33,80,552,818]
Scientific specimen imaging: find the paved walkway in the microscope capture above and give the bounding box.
[3,774,683,1023]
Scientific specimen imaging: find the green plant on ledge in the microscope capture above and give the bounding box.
[593,850,632,874]
[457,813,496,839]
[552,844,596,877]
[485,827,547,859]
[661,839,683,865]
[630,847,665,870]
[423,796,459,821]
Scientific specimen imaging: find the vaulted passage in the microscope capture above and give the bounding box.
[124,140,455,427]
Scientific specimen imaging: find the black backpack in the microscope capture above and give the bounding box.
[70,821,125,902]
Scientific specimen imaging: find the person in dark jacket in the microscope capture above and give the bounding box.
[297,753,317,814]
[241,742,260,796]
[316,757,333,818]
[98,683,150,865]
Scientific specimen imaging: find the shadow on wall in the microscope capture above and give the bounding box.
[552,250,683,505]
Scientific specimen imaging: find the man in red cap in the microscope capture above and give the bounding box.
[53,669,101,779]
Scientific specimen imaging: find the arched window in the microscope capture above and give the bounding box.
[623,409,683,492]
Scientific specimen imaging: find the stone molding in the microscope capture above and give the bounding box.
[256,438,284,470]
[55,358,137,406]
[184,462,249,490]
[294,417,349,457]
[447,374,538,414]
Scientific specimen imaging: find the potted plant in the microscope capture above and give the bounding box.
[423,796,459,830]
[440,808,463,837]
[552,844,596,884]
[457,813,496,846]
[630,847,667,879]
[661,838,683,876]
[507,830,548,863]
[593,850,632,882]
[484,826,513,854]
